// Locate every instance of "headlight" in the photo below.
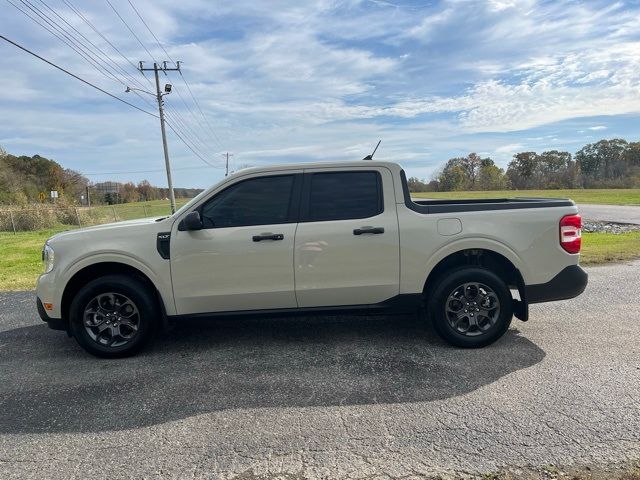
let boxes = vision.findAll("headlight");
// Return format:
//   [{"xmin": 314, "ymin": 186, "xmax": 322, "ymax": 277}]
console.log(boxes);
[{"xmin": 42, "ymin": 244, "xmax": 55, "ymax": 273}]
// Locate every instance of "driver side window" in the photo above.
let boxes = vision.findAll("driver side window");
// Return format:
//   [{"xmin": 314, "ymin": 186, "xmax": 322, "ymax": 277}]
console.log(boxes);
[{"xmin": 200, "ymin": 175, "xmax": 295, "ymax": 228}]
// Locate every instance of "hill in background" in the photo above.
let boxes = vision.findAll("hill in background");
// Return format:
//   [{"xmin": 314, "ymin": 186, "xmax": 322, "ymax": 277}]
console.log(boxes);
[{"xmin": 0, "ymin": 146, "xmax": 202, "ymax": 205}]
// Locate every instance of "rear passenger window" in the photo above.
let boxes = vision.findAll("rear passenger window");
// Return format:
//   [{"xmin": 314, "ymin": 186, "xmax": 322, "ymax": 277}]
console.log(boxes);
[{"xmin": 306, "ymin": 171, "xmax": 382, "ymax": 221}]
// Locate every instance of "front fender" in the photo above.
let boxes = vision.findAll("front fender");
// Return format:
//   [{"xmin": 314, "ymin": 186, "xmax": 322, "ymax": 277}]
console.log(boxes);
[{"xmin": 58, "ymin": 251, "xmax": 176, "ymax": 316}]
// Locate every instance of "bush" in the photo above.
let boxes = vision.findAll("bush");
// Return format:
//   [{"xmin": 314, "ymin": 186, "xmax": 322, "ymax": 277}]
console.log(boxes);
[
  {"xmin": 0, "ymin": 202, "xmax": 114, "ymax": 232},
  {"xmin": 0, "ymin": 206, "xmax": 58, "ymax": 232}
]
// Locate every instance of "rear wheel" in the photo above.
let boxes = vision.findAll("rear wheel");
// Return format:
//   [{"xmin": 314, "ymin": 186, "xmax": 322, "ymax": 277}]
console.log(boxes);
[
  {"xmin": 69, "ymin": 274, "xmax": 158, "ymax": 358},
  {"xmin": 426, "ymin": 267, "xmax": 512, "ymax": 348}
]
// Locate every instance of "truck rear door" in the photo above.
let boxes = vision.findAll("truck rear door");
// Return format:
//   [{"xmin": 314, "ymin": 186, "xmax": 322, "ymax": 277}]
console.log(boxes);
[{"xmin": 294, "ymin": 167, "xmax": 400, "ymax": 308}]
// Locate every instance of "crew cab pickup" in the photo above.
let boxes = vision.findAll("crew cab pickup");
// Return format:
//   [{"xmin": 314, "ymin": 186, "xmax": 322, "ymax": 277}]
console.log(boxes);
[{"xmin": 37, "ymin": 161, "xmax": 588, "ymax": 357}]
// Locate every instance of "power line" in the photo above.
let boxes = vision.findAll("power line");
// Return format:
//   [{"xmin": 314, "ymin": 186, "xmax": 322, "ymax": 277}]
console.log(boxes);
[
  {"xmin": 165, "ymin": 121, "xmax": 219, "ymax": 168},
  {"xmin": 48, "ymin": 1, "xmax": 220, "ymax": 167},
  {"xmin": 61, "ymin": 0, "xmax": 155, "ymax": 90},
  {"xmin": 125, "ymin": 0, "xmax": 225, "ymax": 149},
  {"xmin": 164, "ymin": 107, "xmax": 216, "ymax": 160},
  {"xmin": 10, "ymin": 0, "xmax": 158, "ymax": 113},
  {"xmin": 37, "ymin": 0, "xmax": 157, "ymax": 104},
  {"xmin": 4, "ymin": 3, "xmax": 209, "ymax": 164},
  {"xmin": 37, "ymin": 0, "xmax": 139, "ymax": 84},
  {"xmin": 5, "ymin": 4, "xmax": 222, "ymax": 171},
  {"xmin": 105, "ymin": 0, "xmax": 222, "ymax": 160},
  {"xmin": 164, "ymin": 100, "xmax": 219, "ymax": 154},
  {"xmin": 126, "ymin": 0, "xmax": 172, "ymax": 60},
  {"xmin": 177, "ymin": 69, "xmax": 224, "ymax": 147},
  {"xmin": 166, "ymin": 79, "xmax": 222, "ymax": 151},
  {"xmin": 82, "ymin": 164, "xmax": 215, "ymax": 176},
  {"xmin": 105, "ymin": 0, "xmax": 158, "ymax": 64},
  {"xmin": 0, "ymin": 34, "xmax": 158, "ymax": 117},
  {"xmin": 9, "ymin": 0, "xmax": 131, "ymax": 90}
]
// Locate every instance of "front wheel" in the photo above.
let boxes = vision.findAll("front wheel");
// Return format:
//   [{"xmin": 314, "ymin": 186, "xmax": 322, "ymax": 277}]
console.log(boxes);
[
  {"xmin": 69, "ymin": 274, "xmax": 158, "ymax": 358},
  {"xmin": 426, "ymin": 267, "xmax": 513, "ymax": 348}
]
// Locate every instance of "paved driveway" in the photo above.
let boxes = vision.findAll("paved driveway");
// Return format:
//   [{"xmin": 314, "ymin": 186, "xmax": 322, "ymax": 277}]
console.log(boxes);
[
  {"xmin": 1, "ymin": 261, "xmax": 639, "ymax": 479},
  {"xmin": 578, "ymin": 204, "xmax": 640, "ymax": 224}
]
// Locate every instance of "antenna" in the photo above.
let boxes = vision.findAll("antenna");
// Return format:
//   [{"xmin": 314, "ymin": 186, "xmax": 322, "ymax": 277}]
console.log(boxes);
[{"xmin": 363, "ymin": 140, "xmax": 381, "ymax": 160}]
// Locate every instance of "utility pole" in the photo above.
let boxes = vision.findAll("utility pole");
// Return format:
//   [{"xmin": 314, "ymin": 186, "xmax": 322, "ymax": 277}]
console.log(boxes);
[
  {"xmin": 222, "ymin": 152, "xmax": 234, "ymax": 176},
  {"xmin": 136, "ymin": 61, "xmax": 181, "ymax": 214}
]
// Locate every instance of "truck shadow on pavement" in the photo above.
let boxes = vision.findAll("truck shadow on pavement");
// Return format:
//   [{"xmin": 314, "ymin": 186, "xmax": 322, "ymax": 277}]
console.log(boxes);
[{"xmin": 0, "ymin": 314, "xmax": 545, "ymax": 434}]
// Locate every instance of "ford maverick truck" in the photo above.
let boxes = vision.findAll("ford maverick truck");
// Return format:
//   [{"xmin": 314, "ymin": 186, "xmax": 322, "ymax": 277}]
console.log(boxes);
[{"xmin": 37, "ymin": 161, "xmax": 588, "ymax": 357}]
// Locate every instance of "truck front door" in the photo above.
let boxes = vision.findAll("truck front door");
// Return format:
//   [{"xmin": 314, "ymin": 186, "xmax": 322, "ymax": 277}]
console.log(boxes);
[{"xmin": 171, "ymin": 172, "xmax": 302, "ymax": 315}]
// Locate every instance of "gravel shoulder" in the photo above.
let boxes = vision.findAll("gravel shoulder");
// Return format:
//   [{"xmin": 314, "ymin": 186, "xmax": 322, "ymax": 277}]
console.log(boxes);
[{"xmin": 1, "ymin": 261, "xmax": 639, "ymax": 479}]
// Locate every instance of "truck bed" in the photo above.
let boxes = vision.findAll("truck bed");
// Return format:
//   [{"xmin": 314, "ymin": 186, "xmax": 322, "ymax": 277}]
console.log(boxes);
[
  {"xmin": 399, "ymin": 170, "xmax": 575, "ymax": 213},
  {"xmin": 409, "ymin": 197, "xmax": 575, "ymax": 213}
]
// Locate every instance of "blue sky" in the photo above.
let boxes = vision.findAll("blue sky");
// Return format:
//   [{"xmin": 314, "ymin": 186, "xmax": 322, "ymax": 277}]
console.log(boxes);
[{"xmin": 1, "ymin": 0, "xmax": 640, "ymax": 188}]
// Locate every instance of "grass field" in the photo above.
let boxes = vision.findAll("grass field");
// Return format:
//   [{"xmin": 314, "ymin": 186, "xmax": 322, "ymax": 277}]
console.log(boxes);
[
  {"xmin": 412, "ymin": 188, "xmax": 640, "ymax": 205},
  {"xmin": 0, "ymin": 229, "xmax": 62, "ymax": 291},
  {"xmin": 85, "ymin": 198, "xmax": 190, "ymax": 222},
  {"xmin": 1, "ymin": 228, "xmax": 638, "ymax": 291},
  {"xmin": 580, "ymin": 231, "xmax": 640, "ymax": 265}
]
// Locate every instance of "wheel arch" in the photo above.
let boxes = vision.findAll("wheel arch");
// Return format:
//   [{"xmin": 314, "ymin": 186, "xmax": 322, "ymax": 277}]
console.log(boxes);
[
  {"xmin": 61, "ymin": 262, "xmax": 168, "ymax": 328},
  {"xmin": 422, "ymin": 248, "xmax": 528, "ymax": 321}
]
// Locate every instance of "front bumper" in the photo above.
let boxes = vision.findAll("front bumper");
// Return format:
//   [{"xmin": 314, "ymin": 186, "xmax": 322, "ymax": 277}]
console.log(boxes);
[
  {"xmin": 36, "ymin": 270, "xmax": 63, "ymax": 319},
  {"xmin": 36, "ymin": 297, "xmax": 67, "ymax": 331},
  {"xmin": 525, "ymin": 265, "xmax": 588, "ymax": 304}
]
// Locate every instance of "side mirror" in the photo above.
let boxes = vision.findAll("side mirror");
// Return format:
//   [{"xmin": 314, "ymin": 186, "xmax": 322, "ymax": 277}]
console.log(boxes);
[{"xmin": 179, "ymin": 211, "xmax": 203, "ymax": 231}]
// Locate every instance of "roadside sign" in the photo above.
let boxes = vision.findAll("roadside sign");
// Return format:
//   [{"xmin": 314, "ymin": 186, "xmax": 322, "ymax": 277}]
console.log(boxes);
[
  {"xmin": 38, "ymin": 192, "xmax": 46, "ymax": 202},
  {"xmin": 50, "ymin": 190, "xmax": 58, "ymax": 199}
]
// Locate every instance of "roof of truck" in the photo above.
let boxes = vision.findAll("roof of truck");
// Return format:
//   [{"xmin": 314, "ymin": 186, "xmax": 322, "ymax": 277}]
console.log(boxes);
[{"xmin": 231, "ymin": 160, "xmax": 402, "ymax": 176}]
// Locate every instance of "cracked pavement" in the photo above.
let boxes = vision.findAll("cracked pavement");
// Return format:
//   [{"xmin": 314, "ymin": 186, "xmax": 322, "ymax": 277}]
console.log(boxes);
[{"xmin": 1, "ymin": 261, "xmax": 639, "ymax": 479}]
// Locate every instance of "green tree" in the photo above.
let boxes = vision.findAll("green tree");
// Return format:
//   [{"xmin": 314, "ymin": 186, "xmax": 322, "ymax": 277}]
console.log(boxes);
[
  {"xmin": 575, "ymin": 139, "xmax": 628, "ymax": 183},
  {"xmin": 438, "ymin": 153, "xmax": 495, "ymax": 190},
  {"xmin": 537, "ymin": 150, "xmax": 579, "ymax": 189},
  {"xmin": 506, "ymin": 152, "xmax": 538, "ymax": 189},
  {"xmin": 438, "ymin": 165, "xmax": 469, "ymax": 191},
  {"xmin": 478, "ymin": 163, "xmax": 508, "ymax": 190}
]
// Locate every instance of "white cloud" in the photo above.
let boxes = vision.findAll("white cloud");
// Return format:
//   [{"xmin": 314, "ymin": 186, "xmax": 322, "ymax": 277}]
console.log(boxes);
[
  {"xmin": 495, "ymin": 143, "xmax": 524, "ymax": 153},
  {"xmin": 588, "ymin": 126, "xmax": 607, "ymax": 131},
  {"xmin": 406, "ymin": 8, "xmax": 453, "ymax": 39},
  {"xmin": 487, "ymin": 0, "xmax": 518, "ymax": 12},
  {"xmin": 282, "ymin": 41, "xmax": 640, "ymax": 133}
]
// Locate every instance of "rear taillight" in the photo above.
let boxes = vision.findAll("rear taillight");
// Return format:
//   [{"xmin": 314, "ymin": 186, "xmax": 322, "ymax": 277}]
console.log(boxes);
[{"xmin": 560, "ymin": 214, "xmax": 582, "ymax": 254}]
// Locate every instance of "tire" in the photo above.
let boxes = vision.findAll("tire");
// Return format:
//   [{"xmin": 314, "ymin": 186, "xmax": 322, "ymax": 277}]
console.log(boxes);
[
  {"xmin": 426, "ymin": 266, "xmax": 513, "ymax": 348},
  {"xmin": 69, "ymin": 274, "xmax": 158, "ymax": 358}
]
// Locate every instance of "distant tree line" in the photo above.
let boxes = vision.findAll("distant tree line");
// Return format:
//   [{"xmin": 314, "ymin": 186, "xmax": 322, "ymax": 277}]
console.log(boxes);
[
  {"xmin": 408, "ymin": 138, "xmax": 640, "ymax": 192},
  {"xmin": 0, "ymin": 146, "xmax": 202, "ymax": 205},
  {"xmin": 0, "ymin": 147, "xmax": 89, "ymax": 204}
]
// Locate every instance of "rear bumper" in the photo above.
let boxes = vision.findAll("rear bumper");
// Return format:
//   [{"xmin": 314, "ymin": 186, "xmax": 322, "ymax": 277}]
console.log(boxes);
[
  {"xmin": 525, "ymin": 265, "xmax": 588, "ymax": 304},
  {"xmin": 37, "ymin": 297, "xmax": 67, "ymax": 331}
]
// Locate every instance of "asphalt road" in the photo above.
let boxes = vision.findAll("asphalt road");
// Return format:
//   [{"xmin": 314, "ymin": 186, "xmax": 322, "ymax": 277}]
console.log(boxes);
[
  {"xmin": 1, "ymin": 261, "xmax": 639, "ymax": 479},
  {"xmin": 578, "ymin": 204, "xmax": 640, "ymax": 224}
]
